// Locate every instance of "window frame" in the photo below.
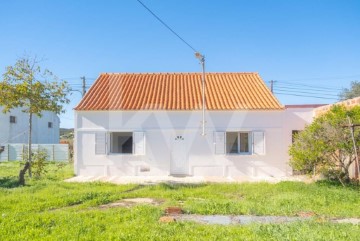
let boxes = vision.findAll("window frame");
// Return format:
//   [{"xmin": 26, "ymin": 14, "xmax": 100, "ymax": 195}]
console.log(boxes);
[
  {"xmin": 226, "ymin": 131, "xmax": 252, "ymax": 155},
  {"xmin": 109, "ymin": 132, "xmax": 134, "ymax": 155}
]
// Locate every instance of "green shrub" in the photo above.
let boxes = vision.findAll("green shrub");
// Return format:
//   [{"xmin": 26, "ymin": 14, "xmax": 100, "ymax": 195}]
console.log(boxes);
[
  {"xmin": 290, "ymin": 105, "xmax": 360, "ymax": 185},
  {"xmin": 31, "ymin": 150, "xmax": 49, "ymax": 179}
]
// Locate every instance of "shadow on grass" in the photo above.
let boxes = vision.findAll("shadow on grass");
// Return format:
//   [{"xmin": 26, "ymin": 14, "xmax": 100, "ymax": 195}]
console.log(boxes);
[
  {"xmin": 0, "ymin": 176, "xmax": 21, "ymax": 188},
  {"xmin": 121, "ymin": 184, "xmax": 146, "ymax": 193},
  {"xmin": 316, "ymin": 180, "xmax": 360, "ymax": 190},
  {"xmin": 159, "ymin": 182, "xmax": 208, "ymax": 190}
]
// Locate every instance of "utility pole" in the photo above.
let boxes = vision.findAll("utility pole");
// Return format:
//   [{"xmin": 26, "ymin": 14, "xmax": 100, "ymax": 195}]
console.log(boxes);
[
  {"xmin": 270, "ymin": 80, "xmax": 277, "ymax": 93},
  {"xmin": 81, "ymin": 76, "xmax": 86, "ymax": 97}
]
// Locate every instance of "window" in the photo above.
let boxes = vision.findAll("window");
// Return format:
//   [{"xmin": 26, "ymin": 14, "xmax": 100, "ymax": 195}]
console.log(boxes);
[
  {"xmin": 226, "ymin": 132, "xmax": 251, "ymax": 154},
  {"xmin": 95, "ymin": 132, "xmax": 145, "ymax": 155},
  {"xmin": 110, "ymin": 132, "xmax": 133, "ymax": 154},
  {"xmin": 215, "ymin": 131, "xmax": 265, "ymax": 155},
  {"xmin": 48, "ymin": 122, "xmax": 53, "ymax": 128},
  {"xmin": 10, "ymin": 116, "xmax": 16, "ymax": 123}
]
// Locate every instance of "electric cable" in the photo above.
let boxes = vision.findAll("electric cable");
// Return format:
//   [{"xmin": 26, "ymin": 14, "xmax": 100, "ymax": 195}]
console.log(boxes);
[{"xmin": 136, "ymin": 0, "xmax": 198, "ymax": 53}]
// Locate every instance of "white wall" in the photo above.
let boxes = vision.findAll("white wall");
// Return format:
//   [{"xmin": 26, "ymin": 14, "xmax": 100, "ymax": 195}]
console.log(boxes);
[
  {"xmin": 0, "ymin": 107, "xmax": 60, "ymax": 145},
  {"xmin": 75, "ymin": 109, "xmax": 315, "ymax": 178},
  {"xmin": 283, "ymin": 107, "xmax": 315, "ymax": 174}
]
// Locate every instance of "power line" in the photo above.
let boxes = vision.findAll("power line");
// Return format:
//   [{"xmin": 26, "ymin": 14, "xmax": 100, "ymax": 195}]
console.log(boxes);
[
  {"xmin": 136, "ymin": 0, "xmax": 198, "ymax": 53},
  {"xmin": 274, "ymin": 87, "xmax": 340, "ymax": 96},
  {"xmin": 275, "ymin": 90, "xmax": 338, "ymax": 98},
  {"xmin": 272, "ymin": 81, "xmax": 343, "ymax": 91},
  {"xmin": 274, "ymin": 88, "xmax": 339, "ymax": 97},
  {"xmin": 274, "ymin": 85, "xmax": 339, "ymax": 93},
  {"xmin": 274, "ymin": 81, "xmax": 343, "ymax": 90},
  {"xmin": 277, "ymin": 81, "xmax": 343, "ymax": 90},
  {"xmin": 61, "ymin": 77, "xmax": 96, "ymax": 80},
  {"xmin": 274, "ymin": 92, "xmax": 339, "ymax": 100},
  {"xmin": 276, "ymin": 74, "xmax": 360, "ymax": 82},
  {"xmin": 60, "ymin": 77, "xmax": 96, "ymax": 84}
]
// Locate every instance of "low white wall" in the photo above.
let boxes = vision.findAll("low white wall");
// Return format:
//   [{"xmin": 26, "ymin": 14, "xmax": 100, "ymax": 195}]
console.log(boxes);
[
  {"xmin": 0, "ymin": 144, "xmax": 69, "ymax": 162},
  {"xmin": 75, "ymin": 109, "xmax": 315, "ymax": 178}
]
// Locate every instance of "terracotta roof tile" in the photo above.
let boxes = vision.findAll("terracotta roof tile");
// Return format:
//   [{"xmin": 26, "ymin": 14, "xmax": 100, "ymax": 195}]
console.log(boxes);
[{"xmin": 75, "ymin": 73, "xmax": 283, "ymax": 111}]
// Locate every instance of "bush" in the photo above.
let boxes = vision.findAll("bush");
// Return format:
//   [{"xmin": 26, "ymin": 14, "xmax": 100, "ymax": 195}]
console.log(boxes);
[
  {"xmin": 32, "ymin": 150, "xmax": 49, "ymax": 179},
  {"xmin": 289, "ymin": 105, "xmax": 360, "ymax": 185}
]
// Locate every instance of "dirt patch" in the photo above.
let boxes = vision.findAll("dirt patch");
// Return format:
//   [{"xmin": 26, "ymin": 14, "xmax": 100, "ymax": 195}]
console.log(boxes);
[
  {"xmin": 99, "ymin": 198, "xmax": 163, "ymax": 209},
  {"xmin": 172, "ymin": 214, "xmax": 311, "ymax": 225},
  {"xmin": 165, "ymin": 206, "xmax": 183, "ymax": 215},
  {"xmin": 159, "ymin": 216, "xmax": 176, "ymax": 223},
  {"xmin": 332, "ymin": 218, "xmax": 360, "ymax": 224},
  {"xmin": 170, "ymin": 214, "xmax": 360, "ymax": 225},
  {"xmin": 297, "ymin": 211, "xmax": 316, "ymax": 217}
]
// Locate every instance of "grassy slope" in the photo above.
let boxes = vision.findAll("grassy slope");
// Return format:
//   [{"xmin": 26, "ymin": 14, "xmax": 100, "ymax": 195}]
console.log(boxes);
[{"xmin": 0, "ymin": 162, "xmax": 359, "ymax": 240}]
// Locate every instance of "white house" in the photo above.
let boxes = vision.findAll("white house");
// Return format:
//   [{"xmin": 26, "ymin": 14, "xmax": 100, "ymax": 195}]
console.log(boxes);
[
  {"xmin": 0, "ymin": 107, "xmax": 60, "ymax": 145},
  {"xmin": 74, "ymin": 73, "xmax": 318, "ymax": 178}
]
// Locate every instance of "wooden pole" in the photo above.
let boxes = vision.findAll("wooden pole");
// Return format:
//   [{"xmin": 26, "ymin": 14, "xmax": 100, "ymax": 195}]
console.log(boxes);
[{"xmin": 347, "ymin": 116, "xmax": 359, "ymax": 179}]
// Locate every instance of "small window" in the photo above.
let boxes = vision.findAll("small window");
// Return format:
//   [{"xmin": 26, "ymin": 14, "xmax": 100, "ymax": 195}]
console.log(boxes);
[
  {"xmin": 226, "ymin": 132, "xmax": 251, "ymax": 154},
  {"xmin": 48, "ymin": 122, "xmax": 53, "ymax": 128},
  {"xmin": 10, "ymin": 116, "xmax": 16, "ymax": 123},
  {"xmin": 110, "ymin": 132, "xmax": 133, "ymax": 154}
]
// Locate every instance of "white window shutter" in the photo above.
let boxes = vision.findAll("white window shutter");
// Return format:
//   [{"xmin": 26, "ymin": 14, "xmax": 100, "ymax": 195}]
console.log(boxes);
[
  {"xmin": 134, "ymin": 132, "xmax": 145, "ymax": 155},
  {"xmin": 95, "ymin": 132, "xmax": 107, "ymax": 155},
  {"xmin": 252, "ymin": 131, "xmax": 265, "ymax": 155},
  {"xmin": 214, "ymin": 132, "xmax": 225, "ymax": 154}
]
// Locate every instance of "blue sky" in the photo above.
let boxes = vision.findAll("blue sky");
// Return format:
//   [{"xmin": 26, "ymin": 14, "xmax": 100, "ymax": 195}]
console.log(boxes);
[{"xmin": 1, "ymin": 0, "xmax": 360, "ymax": 128}]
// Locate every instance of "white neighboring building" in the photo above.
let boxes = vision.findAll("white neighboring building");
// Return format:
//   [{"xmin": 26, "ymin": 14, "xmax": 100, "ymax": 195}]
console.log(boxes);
[
  {"xmin": 0, "ymin": 107, "xmax": 60, "ymax": 145},
  {"xmin": 74, "ymin": 73, "xmax": 320, "ymax": 178}
]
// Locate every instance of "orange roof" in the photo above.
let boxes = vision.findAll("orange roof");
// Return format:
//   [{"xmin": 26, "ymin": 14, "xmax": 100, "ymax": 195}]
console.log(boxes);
[{"xmin": 75, "ymin": 73, "xmax": 283, "ymax": 111}]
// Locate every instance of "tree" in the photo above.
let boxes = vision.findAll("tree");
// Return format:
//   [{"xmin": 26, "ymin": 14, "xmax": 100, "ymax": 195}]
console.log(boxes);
[
  {"xmin": 0, "ymin": 55, "xmax": 70, "ymax": 185},
  {"xmin": 289, "ymin": 105, "xmax": 360, "ymax": 185},
  {"xmin": 339, "ymin": 81, "xmax": 360, "ymax": 100}
]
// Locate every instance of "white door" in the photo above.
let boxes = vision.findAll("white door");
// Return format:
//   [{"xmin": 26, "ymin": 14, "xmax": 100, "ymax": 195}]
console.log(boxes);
[{"xmin": 170, "ymin": 134, "xmax": 188, "ymax": 175}]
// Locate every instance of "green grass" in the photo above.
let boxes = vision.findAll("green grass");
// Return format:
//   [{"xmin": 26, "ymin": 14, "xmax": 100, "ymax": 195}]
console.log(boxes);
[{"xmin": 0, "ymin": 161, "xmax": 359, "ymax": 240}]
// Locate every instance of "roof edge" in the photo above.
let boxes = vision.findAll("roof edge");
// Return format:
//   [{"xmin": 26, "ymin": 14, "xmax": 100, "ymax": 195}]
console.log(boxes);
[
  {"xmin": 99, "ymin": 72, "xmax": 259, "ymax": 75},
  {"xmin": 285, "ymin": 104, "xmax": 327, "ymax": 109}
]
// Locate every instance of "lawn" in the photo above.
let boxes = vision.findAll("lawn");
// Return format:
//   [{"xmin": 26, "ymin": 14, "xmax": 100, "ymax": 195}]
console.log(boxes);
[{"xmin": 0, "ymin": 161, "xmax": 359, "ymax": 240}]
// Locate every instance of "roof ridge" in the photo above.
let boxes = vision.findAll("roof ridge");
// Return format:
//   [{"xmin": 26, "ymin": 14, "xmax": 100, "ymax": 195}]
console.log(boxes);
[{"xmin": 100, "ymin": 72, "xmax": 259, "ymax": 75}]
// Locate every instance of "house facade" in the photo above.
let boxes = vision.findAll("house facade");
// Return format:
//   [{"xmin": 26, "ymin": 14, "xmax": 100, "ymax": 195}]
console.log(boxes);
[
  {"xmin": 74, "ymin": 73, "xmax": 317, "ymax": 178},
  {"xmin": 0, "ymin": 107, "xmax": 60, "ymax": 145}
]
